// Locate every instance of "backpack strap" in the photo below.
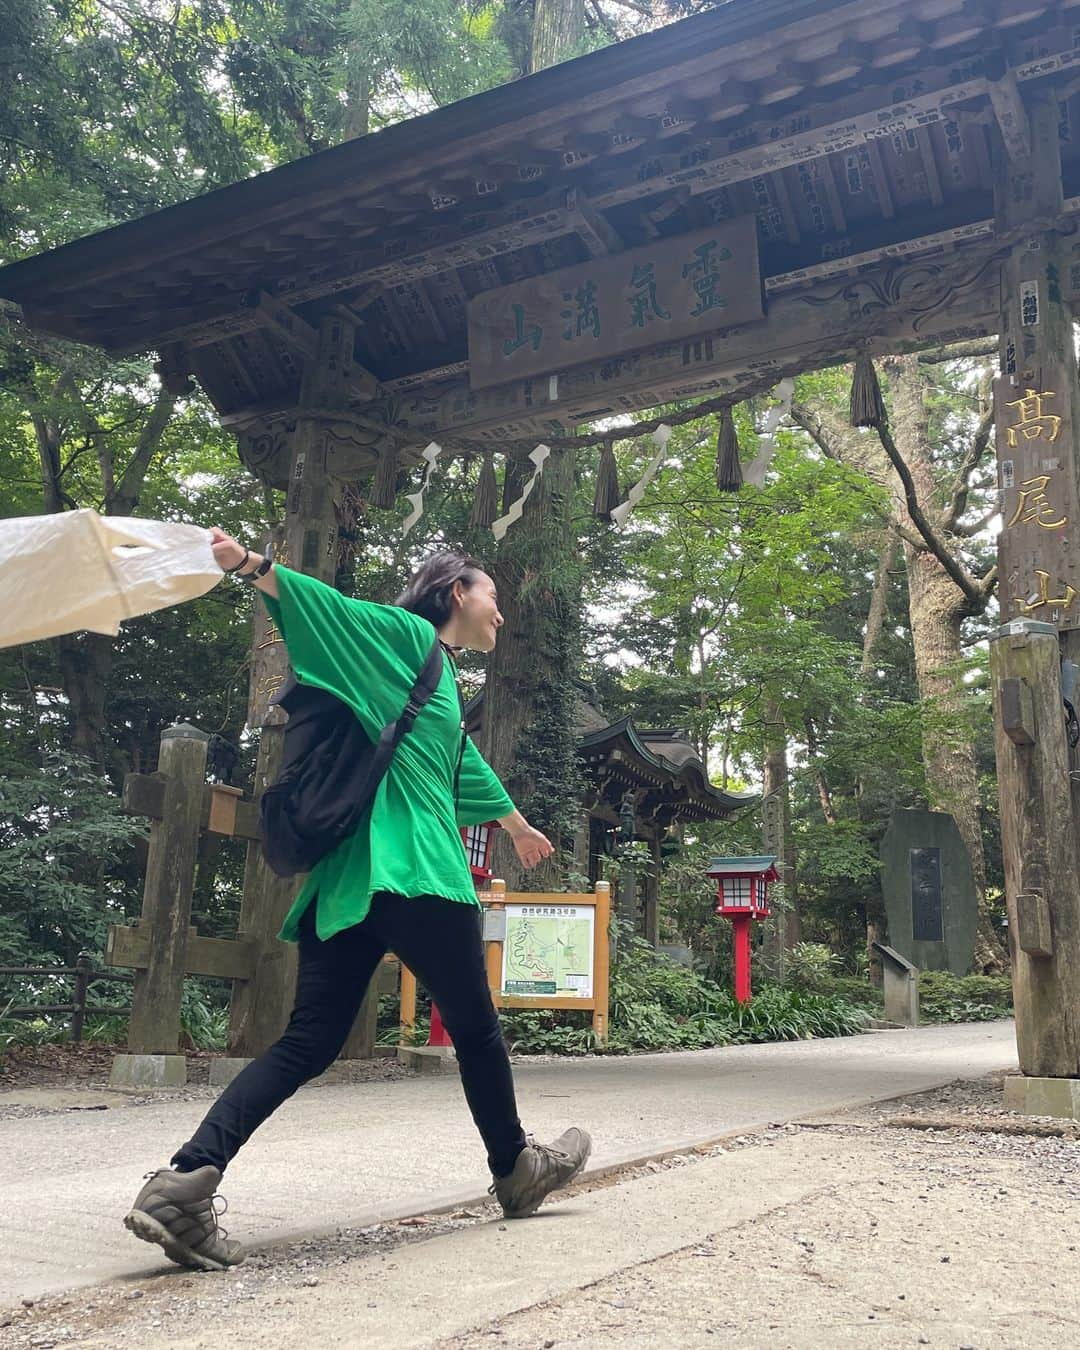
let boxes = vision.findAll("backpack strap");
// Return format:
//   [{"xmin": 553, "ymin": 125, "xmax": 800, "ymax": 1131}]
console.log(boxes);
[
  {"xmin": 367, "ymin": 634, "xmax": 446, "ymax": 775},
  {"xmin": 397, "ymin": 634, "xmax": 446, "ymax": 734}
]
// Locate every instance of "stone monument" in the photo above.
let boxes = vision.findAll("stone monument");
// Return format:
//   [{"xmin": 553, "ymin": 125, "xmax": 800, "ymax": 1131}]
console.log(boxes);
[{"xmin": 879, "ymin": 809, "xmax": 978, "ymax": 977}]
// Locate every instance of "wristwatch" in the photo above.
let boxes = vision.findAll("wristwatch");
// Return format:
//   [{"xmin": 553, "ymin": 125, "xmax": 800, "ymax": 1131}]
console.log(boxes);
[{"xmin": 240, "ymin": 544, "xmax": 275, "ymax": 583}]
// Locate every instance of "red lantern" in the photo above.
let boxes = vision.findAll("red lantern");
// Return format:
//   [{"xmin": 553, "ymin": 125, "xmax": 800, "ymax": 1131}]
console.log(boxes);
[
  {"xmin": 706, "ymin": 856, "xmax": 779, "ymax": 1003},
  {"xmin": 427, "ymin": 823, "xmax": 503, "ymax": 1051},
  {"xmin": 461, "ymin": 820, "xmax": 500, "ymax": 881}
]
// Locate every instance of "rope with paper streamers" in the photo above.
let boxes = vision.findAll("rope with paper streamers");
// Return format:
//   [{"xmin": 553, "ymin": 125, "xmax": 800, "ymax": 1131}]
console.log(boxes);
[
  {"xmin": 401, "ymin": 441, "xmax": 444, "ymax": 535},
  {"xmin": 609, "ymin": 423, "xmax": 672, "ymax": 527},
  {"xmin": 742, "ymin": 377, "xmax": 795, "ymax": 488},
  {"xmin": 491, "ymin": 444, "xmax": 550, "ymax": 542}
]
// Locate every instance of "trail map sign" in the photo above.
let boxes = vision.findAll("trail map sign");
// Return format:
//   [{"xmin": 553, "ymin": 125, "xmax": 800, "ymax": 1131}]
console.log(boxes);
[
  {"xmin": 467, "ymin": 218, "xmax": 764, "ymax": 389},
  {"xmin": 501, "ymin": 902, "xmax": 595, "ymax": 998}
]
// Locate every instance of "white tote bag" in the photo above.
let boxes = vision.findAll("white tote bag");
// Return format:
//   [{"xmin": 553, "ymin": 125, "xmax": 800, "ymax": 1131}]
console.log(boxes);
[{"xmin": 0, "ymin": 510, "xmax": 224, "ymax": 649}]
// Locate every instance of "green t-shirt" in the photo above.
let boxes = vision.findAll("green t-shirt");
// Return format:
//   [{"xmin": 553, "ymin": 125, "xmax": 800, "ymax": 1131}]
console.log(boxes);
[{"xmin": 263, "ymin": 566, "xmax": 515, "ymax": 942}]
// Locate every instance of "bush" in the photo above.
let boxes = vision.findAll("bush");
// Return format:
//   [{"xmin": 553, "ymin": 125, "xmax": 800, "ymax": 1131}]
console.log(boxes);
[
  {"xmin": 498, "ymin": 931, "xmax": 870, "ymax": 1055},
  {"xmin": 787, "ymin": 942, "xmax": 840, "ymax": 991},
  {"xmin": 918, "ymin": 971, "xmax": 1013, "ymax": 1023}
]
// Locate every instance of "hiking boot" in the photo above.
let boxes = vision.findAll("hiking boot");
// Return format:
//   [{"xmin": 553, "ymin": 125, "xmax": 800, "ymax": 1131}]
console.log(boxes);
[
  {"xmin": 124, "ymin": 1166, "xmax": 245, "ymax": 1271},
  {"xmin": 490, "ymin": 1127, "xmax": 592, "ymax": 1219}
]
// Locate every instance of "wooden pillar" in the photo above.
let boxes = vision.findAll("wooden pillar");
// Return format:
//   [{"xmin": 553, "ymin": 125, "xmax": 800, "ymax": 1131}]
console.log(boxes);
[
  {"xmin": 232, "ymin": 311, "xmax": 362, "ymax": 1057},
  {"xmin": 127, "ymin": 723, "xmax": 208, "ymax": 1054},
  {"xmin": 990, "ymin": 623, "xmax": 1080, "ymax": 1075},
  {"xmin": 761, "ymin": 701, "xmax": 790, "ymax": 981},
  {"xmin": 228, "ymin": 711, "xmax": 299, "ymax": 1057},
  {"xmin": 644, "ymin": 829, "xmax": 662, "ymax": 950},
  {"xmin": 991, "ymin": 87, "xmax": 1080, "ymax": 1079}
]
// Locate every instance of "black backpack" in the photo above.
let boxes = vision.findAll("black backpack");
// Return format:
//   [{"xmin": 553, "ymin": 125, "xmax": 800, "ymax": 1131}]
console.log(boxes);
[{"xmin": 259, "ymin": 635, "xmax": 444, "ymax": 878}]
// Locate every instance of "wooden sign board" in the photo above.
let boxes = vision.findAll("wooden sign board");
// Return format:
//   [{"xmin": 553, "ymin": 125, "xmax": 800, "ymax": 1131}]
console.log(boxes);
[
  {"xmin": 466, "ymin": 218, "xmax": 764, "ymax": 391},
  {"xmin": 994, "ymin": 365, "xmax": 1080, "ymax": 631}
]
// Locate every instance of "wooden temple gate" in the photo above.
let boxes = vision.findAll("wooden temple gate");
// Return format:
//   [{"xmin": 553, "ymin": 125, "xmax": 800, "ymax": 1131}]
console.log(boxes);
[{"xmin": 3, "ymin": 0, "xmax": 1080, "ymax": 1097}]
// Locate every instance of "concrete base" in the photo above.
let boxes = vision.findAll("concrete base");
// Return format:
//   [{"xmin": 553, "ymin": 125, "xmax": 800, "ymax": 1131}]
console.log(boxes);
[
  {"xmin": 109, "ymin": 1054, "xmax": 187, "ymax": 1089},
  {"xmin": 398, "ymin": 1045, "xmax": 458, "ymax": 1074},
  {"xmin": 1003, "ymin": 1073, "xmax": 1080, "ymax": 1120},
  {"xmin": 208, "ymin": 1057, "xmax": 252, "ymax": 1088}
]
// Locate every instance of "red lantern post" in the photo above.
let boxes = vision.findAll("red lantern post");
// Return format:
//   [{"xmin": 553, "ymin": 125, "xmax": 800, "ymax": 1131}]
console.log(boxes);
[
  {"xmin": 425, "ymin": 823, "xmax": 504, "ymax": 1048},
  {"xmin": 706, "ymin": 856, "xmax": 779, "ymax": 1005}
]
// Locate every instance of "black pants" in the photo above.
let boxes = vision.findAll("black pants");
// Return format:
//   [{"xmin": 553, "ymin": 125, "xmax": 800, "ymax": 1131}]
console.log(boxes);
[{"xmin": 172, "ymin": 893, "xmax": 527, "ymax": 1178}]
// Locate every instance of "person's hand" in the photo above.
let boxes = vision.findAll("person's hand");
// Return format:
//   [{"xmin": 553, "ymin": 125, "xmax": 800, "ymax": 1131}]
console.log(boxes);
[
  {"xmin": 512, "ymin": 823, "xmax": 555, "ymax": 870},
  {"xmin": 209, "ymin": 526, "xmax": 247, "ymax": 573}
]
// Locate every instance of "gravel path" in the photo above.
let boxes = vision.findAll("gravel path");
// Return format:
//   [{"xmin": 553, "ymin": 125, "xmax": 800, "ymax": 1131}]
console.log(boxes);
[{"xmin": 2, "ymin": 1072, "xmax": 1077, "ymax": 1349}]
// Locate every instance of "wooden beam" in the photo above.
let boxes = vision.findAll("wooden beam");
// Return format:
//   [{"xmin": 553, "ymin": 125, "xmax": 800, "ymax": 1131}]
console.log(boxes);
[
  {"xmin": 111, "ymin": 189, "xmax": 587, "ymax": 352},
  {"xmin": 387, "ymin": 244, "xmax": 1003, "ymax": 444},
  {"xmin": 123, "ymin": 771, "xmax": 264, "ymax": 843},
  {"xmin": 770, "ymin": 170, "xmax": 803, "ymax": 245},
  {"xmin": 244, "ymin": 290, "xmax": 381, "ymax": 399},
  {"xmin": 987, "ymin": 69, "xmax": 1033, "ymax": 162},
  {"xmin": 107, "ymin": 923, "xmax": 256, "ymax": 982},
  {"xmin": 570, "ymin": 192, "xmax": 625, "ymax": 256},
  {"xmin": 250, "ymin": 290, "xmax": 319, "ymax": 361},
  {"xmin": 864, "ymin": 139, "xmax": 895, "ymax": 219},
  {"xmin": 915, "ymin": 128, "xmax": 945, "ymax": 209}
]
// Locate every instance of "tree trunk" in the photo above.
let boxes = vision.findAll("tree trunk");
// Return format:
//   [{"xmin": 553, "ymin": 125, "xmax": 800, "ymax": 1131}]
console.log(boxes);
[
  {"xmin": 55, "ymin": 632, "xmax": 113, "ymax": 774},
  {"xmin": 887, "ymin": 354, "xmax": 1004, "ymax": 972},
  {"xmin": 530, "ymin": 0, "xmax": 585, "ymax": 72},
  {"xmin": 761, "ymin": 698, "xmax": 798, "ymax": 974},
  {"xmin": 480, "ymin": 446, "xmax": 580, "ymax": 891},
  {"xmin": 860, "ymin": 530, "xmax": 898, "ymax": 678}
]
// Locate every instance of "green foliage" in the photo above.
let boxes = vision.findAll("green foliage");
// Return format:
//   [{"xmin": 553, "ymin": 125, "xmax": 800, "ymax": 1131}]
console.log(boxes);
[
  {"xmin": 500, "ymin": 931, "xmax": 869, "ymax": 1055},
  {"xmin": 0, "ymin": 752, "xmax": 146, "ymax": 967},
  {"xmin": 787, "ymin": 942, "xmax": 840, "ymax": 991},
  {"xmin": 917, "ymin": 971, "xmax": 1013, "ymax": 1024}
]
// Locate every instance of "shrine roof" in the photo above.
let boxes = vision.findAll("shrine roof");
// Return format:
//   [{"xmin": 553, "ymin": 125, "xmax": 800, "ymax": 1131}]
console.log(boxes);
[
  {"xmin": 465, "ymin": 694, "xmax": 754, "ymax": 820},
  {"xmin": 577, "ymin": 716, "xmax": 757, "ymax": 819},
  {"xmin": 706, "ymin": 855, "xmax": 780, "ymax": 877},
  {"xmin": 2, "ymin": 0, "xmax": 1078, "ymax": 445}
]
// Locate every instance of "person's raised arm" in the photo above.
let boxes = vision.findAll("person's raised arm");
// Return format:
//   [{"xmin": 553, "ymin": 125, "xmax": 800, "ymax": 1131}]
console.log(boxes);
[{"xmin": 210, "ymin": 527, "xmax": 279, "ymax": 599}]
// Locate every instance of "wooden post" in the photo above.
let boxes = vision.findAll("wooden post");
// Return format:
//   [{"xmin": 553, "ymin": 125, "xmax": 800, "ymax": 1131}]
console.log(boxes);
[
  {"xmin": 483, "ymin": 878, "xmax": 506, "ymax": 997},
  {"xmin": 228, "ymin": 710, "xmax": 299, "ymax": 1057},
  {"xmin": 399, "ymin": 964, "xmax": 418, "ymax": 1044},
  {"xmin": 644, "ymin": 830, "xmax": 662, "ymax": 950},
  {"xmin": 127, "ymin": 723, "xmax": 208, "ymax": 1054},
  {"xmin": 990, "ymin": 622, "xmax": 1080, "ymax": 1076},
  {"xmin": 71, "ymin": 952, "xmax": 91, "ymax": 1044},
  {"xmin": 234, "ymin": 310, "xmax": 371, "ymax": 1060},
  {"xmin": 990, "ymin": 86, "xmax": 1080, "ymax": 1083},
  {"xmin": 592, "ymin": 880, "xmax": 611, "ymax": 1043}
]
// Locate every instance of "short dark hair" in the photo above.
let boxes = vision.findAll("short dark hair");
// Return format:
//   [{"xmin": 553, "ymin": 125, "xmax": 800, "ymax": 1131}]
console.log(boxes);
[{"xmin": 396, "ymin": 552, "xmax": 488, "ymax": 627}]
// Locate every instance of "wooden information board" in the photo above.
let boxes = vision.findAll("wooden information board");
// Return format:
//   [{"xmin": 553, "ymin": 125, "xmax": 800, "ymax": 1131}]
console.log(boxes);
[
  {"xmin": 467, "ymin": 218, "xmax": 763, "ymax": 390},
  {"xmin": 397, "ymin": 880, "xmax": 611, "ymax": 1045}
]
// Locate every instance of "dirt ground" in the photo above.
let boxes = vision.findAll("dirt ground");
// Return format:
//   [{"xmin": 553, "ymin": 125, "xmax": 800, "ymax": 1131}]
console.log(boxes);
[
  {"xmin": 0, "ymin": 1041, "xmax": 410, "ymax": 1118},
  {"xmin": 1, "ymin": 1070, "xmax": 1077, "ymax": 1349}
]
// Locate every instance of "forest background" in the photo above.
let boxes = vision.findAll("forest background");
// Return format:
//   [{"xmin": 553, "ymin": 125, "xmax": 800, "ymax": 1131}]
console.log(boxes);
[{"xmin": 0, "ymin": 0, "xmax": 1014, "ymax": 1047}]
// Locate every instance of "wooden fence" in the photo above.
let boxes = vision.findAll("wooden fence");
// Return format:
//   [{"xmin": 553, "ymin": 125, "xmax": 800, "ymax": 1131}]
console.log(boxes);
[{"xmin": 0, "ymin": 956, "xmax": 134, "ymax": 1043}]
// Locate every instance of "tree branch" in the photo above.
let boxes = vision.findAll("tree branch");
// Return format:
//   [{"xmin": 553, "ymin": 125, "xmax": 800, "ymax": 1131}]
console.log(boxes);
[
  {"xmin": 943, "ymin": 403, "xmax": 994, "ymax": 531},
  {"xmin": 874, "ymin": 421, "xmax": 984, "ymax": 611},
  {"xmin": 918, "ymin": 340, "xmax": 998, "ymax": 365},
  {"xmin": 111, "ymin": 383, "xmax": 176, "ymax": 514}
]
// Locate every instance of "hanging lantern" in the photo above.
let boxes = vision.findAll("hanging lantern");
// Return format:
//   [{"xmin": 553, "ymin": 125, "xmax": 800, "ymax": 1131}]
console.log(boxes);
[
  {"xmin": 849, "ymin": 351, "xmax": 887, "ymax": 429},
  {"xmin": 593, "ymin": 439, "xmax": 622, "ymax": 520},
  {"xmin": 715, "ymin": 405, "xmax": 743, "ymax": 492},
  {"xmin": 470, "ymin": 451, "xmax": 499, "ymax": 529}
]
